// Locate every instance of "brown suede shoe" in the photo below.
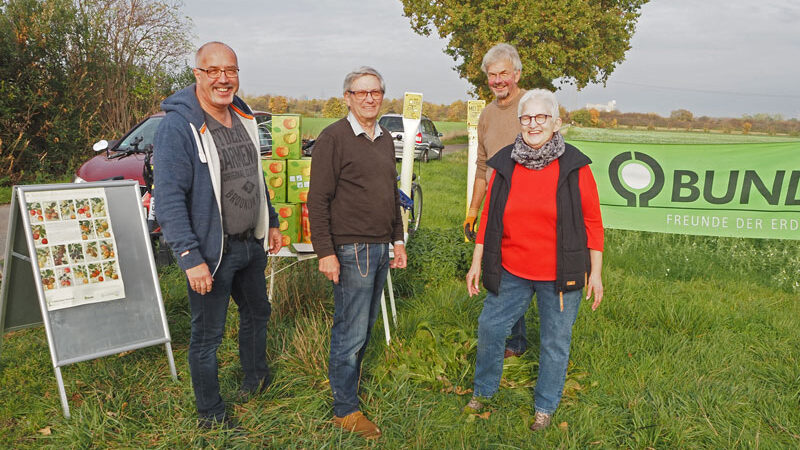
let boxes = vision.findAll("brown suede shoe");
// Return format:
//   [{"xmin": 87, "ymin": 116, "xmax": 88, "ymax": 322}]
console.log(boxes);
[
  {"xmin": 504, "ymin": 348, "xmax": 523, "ymax": 359},
  {"xmin": 332, "ymin": 411, "xmax": 381, "ymax": 440}
]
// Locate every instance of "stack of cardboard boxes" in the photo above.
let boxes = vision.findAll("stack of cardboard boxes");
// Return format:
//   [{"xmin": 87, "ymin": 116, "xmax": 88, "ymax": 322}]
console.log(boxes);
[{"xmin": 262, "ymin": 114, "xmax": 312, "ymax": 248}]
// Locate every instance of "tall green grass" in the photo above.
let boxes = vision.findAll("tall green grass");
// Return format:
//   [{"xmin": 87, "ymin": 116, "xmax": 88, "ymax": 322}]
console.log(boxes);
[{"xmin": 1, "ymin": 130, "xmax": 799, "ymax": 447}]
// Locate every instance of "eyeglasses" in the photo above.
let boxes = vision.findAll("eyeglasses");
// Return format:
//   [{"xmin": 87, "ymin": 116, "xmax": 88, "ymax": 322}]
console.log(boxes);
[
  {"xmin": 347, "ymin": 90, "xmax": 384, "ymax": 101},
  {"xmin": 196, "ymin": 67, "xmax": 239, "ymax": 79},
  {"xmin": 519, "ymin": 114, "xmax": 551, "ymax": 126}
]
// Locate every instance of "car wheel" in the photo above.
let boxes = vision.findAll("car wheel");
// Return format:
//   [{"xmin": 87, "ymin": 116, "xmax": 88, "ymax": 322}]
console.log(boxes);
[
  {"xmin": 437, "ymin": 147, "xmax": 443, "ymax": 159},
  {"xmin": 422, "ymin": 149, "xmax": 429, "ymax": 163}
]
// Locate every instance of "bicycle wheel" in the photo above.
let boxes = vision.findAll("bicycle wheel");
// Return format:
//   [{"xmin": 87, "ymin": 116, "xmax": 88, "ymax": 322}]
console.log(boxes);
[
  {"xmin": 152, "ymin": 233, "xmax": 175, "ymax": 268},
  {"xmin": 409, "ymin": 182, "xmax": 423, "ymax": 234}
]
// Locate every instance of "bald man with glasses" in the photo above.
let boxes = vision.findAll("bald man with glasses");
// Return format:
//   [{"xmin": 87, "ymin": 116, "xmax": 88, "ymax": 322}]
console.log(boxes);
[{"xmin": 154, "ymin": 41, "xmax": 282, "ymax": 430}]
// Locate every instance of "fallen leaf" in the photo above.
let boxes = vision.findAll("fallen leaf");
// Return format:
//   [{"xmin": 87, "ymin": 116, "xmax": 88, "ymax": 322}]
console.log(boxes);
[
  {"xmin": 38, "ymin": 426, "xmax": 52, "ymax": 436},
  {"xmin": 70, "ymin": 393, "xmax": 83, "ymax": 407},
  {"xmin": 454, "ymin": 386, "xmax": 473, "ymax": 396},
  {"xmin": 475, "ymin": 411, "xmax": 491, "ymax": 420},
  {"xmin": 105, "ymin": 411, "xmax": 116, "ymax": 417},
  {"xmin": 558, "ymin": 421, "xmax": 569, "ymax": 431}
]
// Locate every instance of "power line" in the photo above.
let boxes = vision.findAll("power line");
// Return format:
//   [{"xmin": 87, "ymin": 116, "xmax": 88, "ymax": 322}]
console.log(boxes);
[{"xmin": 610, "ymin": 80, "xmax": 800, "ymax": 99}]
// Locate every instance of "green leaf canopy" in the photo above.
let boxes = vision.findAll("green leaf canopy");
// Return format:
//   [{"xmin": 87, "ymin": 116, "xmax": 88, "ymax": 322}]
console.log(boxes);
[{"xmin": 400, "ymin": 0, "xmax": 649, "ymax": 98}]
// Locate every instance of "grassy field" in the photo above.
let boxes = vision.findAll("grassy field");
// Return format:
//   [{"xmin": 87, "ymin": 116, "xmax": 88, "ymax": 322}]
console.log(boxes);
[
  {"xmin": 300, "ymin": 117, "xmax": 337, "ymax": 138},
  {"xmin": 298, "ymin": 117, "xmax": 465, "ymax": 140},
  {"xmin": 434, "ymin": 121, "xmax": 467, "ymax": 136},
  {"xmin": 565, "ymin": 126, "xmax": 800, "ymax": 144},
  {"xmin": 1, "ymin": 130, "xmax": 799, "ymax": 448}
]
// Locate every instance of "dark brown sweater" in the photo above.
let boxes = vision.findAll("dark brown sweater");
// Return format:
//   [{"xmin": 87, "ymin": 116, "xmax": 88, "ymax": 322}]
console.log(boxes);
[{"xmin": 308, "ymin": 118, "xmax": 403, "ymax": 258}]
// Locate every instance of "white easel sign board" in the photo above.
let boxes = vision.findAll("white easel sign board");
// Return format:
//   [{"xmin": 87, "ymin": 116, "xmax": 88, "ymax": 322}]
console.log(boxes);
[{"xmin": 0, "ymin": 181, "xmax": 176, "ymax": 418}]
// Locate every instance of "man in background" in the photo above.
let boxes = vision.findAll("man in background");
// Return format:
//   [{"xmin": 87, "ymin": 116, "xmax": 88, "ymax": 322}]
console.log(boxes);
[{"xmin": 463, "ymin": 43, "xmax": 529, "ymax": 358}]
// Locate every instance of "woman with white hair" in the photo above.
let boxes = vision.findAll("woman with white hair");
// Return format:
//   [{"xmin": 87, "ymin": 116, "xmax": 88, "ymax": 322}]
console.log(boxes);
[{"xmin": 463, "ymin": 89, "xmax": 604, "ymax": 431}]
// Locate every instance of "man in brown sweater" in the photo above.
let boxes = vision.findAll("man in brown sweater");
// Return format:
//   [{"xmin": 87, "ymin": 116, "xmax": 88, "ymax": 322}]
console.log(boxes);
[
  {"xmin": 463, "ymin": 43, "xmax": 529, "ymax": 358},
  {"xmin": 307, "ymin": 66, "xmax": 407, "ymax": 440}
]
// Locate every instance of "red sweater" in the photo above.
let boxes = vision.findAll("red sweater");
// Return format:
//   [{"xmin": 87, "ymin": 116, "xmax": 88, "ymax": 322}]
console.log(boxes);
[{"xmin": 476, "ymin": 160, "xmax": 604, "ymax": 281}]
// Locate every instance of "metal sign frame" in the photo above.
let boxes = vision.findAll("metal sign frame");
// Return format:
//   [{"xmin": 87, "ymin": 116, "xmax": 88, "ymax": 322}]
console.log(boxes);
[{"xmin": 0, "ymin": 181, "xmax": 176, "ymax": 418}]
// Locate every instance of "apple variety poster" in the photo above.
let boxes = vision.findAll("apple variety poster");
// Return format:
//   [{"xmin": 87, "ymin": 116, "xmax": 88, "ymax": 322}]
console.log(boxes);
[{"xmin": 25, "ymin": 188, "xmax": 126, "ymax": 311}]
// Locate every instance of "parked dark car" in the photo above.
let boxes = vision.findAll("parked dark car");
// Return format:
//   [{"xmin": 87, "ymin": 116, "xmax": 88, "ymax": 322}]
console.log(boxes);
[
  {"xmin": 73, "ymin": 111, "xmax": 272, "ymax": 187},
  {"xmin": 378, "ymin": 113, "xmax": 444, "ymax": 162}
]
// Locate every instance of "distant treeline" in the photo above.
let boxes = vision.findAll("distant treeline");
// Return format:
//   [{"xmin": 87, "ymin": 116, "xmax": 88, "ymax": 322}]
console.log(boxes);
[
  {"xmin": 246, "ymin": 94, "xmax": 800, "ymax": 137},
  {"xmin": 243, "ymin": 95, "xmax": 470, "ymax": 123}
]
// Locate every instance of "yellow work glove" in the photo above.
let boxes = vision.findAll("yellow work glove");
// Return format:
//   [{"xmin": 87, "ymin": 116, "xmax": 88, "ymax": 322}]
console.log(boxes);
[{"xmin": 463, "ymin": 208, "xmax": 479, "ymax": 242}]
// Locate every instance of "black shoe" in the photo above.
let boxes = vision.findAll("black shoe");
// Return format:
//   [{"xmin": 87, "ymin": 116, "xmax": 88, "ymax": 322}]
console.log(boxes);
[
  {"xmin": 198, "ymin": 414, "xmax": 239, "ymax": 430},
  {"xmin": 235, "ymin": 372, "xmax": 272, "ymax": 402}
]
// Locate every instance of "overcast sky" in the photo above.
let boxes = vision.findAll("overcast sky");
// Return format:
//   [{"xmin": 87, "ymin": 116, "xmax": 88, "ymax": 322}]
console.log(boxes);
[{"xmin": 184, "ymin": 0, "xmax": 800, "ymax": 119}]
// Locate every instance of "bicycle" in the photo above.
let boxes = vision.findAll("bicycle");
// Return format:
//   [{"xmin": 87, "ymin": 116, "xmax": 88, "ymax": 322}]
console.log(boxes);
[
  {"xmin": 96, "ymin": 135, "xmax": 174, "ymax": 267},
  {"xmin": 397, "ymin": 172, "xmax": 422, "ymax": 235}
]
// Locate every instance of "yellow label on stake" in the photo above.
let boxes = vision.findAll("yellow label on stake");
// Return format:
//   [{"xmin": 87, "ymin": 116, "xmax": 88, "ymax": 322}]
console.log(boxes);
[
  {"xmin": 403, "ymin": 93, "xmax": 423, "ymax": 120},
  {"xmin": 467, "ymin": 100, "xmax": 486, "ymax": 126}
]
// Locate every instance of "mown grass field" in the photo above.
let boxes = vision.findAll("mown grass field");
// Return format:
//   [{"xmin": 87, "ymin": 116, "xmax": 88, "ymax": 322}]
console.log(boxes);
[
  {"xmin": 1, "ymin": 130, "xmax": 799, "ymax": 448},
  {"xmin": 299, "ymin": 117, "xmax": 465, "ymax": 140}
]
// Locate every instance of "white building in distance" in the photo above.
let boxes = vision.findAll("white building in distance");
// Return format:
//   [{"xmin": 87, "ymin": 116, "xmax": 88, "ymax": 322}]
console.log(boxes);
[{"xmin": 585, "ymin": 100, "xmax": 617, "ymax": 112}]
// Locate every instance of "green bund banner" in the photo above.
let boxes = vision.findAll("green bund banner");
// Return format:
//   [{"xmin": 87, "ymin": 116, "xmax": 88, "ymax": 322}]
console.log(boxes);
[{"xmin": 570, "ymin": 140, "xmax": 800, "ymax": 240}]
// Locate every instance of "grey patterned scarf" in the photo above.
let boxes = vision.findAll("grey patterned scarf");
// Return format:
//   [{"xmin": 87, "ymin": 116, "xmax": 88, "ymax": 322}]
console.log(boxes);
[{"xmin": 511, "ymin": 131, "xmax": 565, "ymax": 170}]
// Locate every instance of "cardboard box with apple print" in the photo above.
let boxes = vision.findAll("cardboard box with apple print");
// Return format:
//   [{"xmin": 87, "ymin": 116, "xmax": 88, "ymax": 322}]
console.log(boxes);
[
  {"xmin": 271, "ymin": 114, "xmax": 302, "ymax": 159},
  {"xmin": 262, "ymin": 159, "xmax": 287, "ymax": 203},
  {"xmin": 273, "ymin": 203, "xmax": 301, "ymax": 247},
  {"xmin": 301, "ymin": 203, "xmax": 311, "ymax": 244},
  {"xmin": 287, "ymin": 158, "xmax": 311, "ymax": 203}
]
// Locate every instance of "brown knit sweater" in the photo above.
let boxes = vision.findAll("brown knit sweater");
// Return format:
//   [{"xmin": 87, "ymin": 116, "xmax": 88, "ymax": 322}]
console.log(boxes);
[
  {"xmin": 307, "ymin": 117, "xmax": 403, "ymax": 258},
  {"xmin": 476, "ymin": 89, "xmax": 527, "ymax": 182}
]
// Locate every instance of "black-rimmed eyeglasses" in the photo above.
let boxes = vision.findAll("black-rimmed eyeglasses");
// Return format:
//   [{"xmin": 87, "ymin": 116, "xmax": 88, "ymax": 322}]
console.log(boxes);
[
  {"xmin": 519, "ymin": 114, "xmax": 551, "ymax": 126},
  {"xmin": 347, "ymin": 90, "xmax": 384, "ymax": 101},
  {"xmin": 196, "ymin": 67, "xmax": 239, "ymax": 79}
]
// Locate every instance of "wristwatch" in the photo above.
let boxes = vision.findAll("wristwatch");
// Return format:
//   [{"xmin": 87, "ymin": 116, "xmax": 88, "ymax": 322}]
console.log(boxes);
[{"xmin": 393, "ymin": 240, "xmax": 404, "ymax": 246}]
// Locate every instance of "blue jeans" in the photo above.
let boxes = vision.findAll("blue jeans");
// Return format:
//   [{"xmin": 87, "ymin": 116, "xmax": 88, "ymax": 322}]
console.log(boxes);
[
  {"xmin": 506, "ymin": 316, "xmax": 528, "ymax": 354},
  {"xmin": 328, "ymin": 243, "xmax": 389, "ymax": 417},
  {"xmin": 473, "ymin": 268, "xmax": 581, "ymax": 415},
  {"xmin": 187, "ymin": 237, "xmax": 270, "ymax": 420}
]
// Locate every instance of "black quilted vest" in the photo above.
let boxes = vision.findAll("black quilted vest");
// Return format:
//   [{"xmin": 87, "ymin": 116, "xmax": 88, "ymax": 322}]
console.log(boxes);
[{"xmin": 481, "ymin": 142, "xmax": 592, "ymax": 295}]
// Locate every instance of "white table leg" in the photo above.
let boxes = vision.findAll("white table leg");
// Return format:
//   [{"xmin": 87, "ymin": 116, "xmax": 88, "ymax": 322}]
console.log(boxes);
[
  {"xmin": 386, "ymin": 270, "xmax": 397, "ymax": 326},
  {"xmin": 380, "ymin": 290, "xmax": 391, "ymax": 345},
  {"xmin": 268, "ymin": 257, "xmax": 275, "ymax": 302}
]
